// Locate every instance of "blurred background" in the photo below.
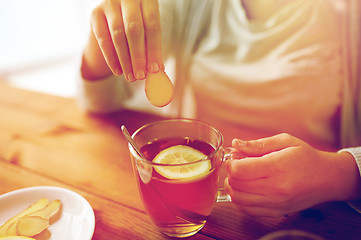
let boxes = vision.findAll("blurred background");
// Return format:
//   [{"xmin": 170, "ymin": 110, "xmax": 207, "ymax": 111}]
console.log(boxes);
[{"xmin": 0, "ymin": 0, "xmax": 97, "ymax": 97}]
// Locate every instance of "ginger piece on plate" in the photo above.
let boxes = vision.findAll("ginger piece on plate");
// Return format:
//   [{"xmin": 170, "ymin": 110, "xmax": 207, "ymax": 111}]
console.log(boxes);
[
  {"xmin": 0, "ymin": 198, "xmax": 62, "ymax": 238},
  {"xmin": 0, "ymin": 198, "xmax": 49, "ymax": 237},
  {"xmin": 5, "ymin": 221, "xmax": 17, "ymax": 237},
  {"xmin": 16, "ymin": 216, "xmax": 49, "ymax": 237},
  {"xmin": 0, "ymin": 237, "xmax": 36, "ymax": 240},
  {"xmin": 28, "ymin": 200, "xmax": 62, "ymax": 221}
]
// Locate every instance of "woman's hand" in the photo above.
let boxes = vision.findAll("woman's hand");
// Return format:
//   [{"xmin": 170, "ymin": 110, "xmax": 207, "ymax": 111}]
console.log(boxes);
[
  {"xmin": 225, "ymin": 133, "xmax": 361, "ymax": 218},
  {"xmin": 82, "ymin": 0, "xmax": 163, "ymax": 81}
]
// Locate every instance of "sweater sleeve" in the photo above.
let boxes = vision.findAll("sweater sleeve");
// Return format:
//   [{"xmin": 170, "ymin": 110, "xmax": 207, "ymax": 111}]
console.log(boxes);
[
  {"xmin": 75, "ymin": 73, "xmax": 133, "ymax": 114},
  {"xmin": 338, "ymin": 147, "xmax": 361, "ymax": 213}
]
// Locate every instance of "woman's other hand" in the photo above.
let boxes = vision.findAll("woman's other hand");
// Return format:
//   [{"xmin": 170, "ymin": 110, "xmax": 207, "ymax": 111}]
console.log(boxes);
[{"xmin": 226, "ymin": 133, "xmax": 361, "ymax": 217}]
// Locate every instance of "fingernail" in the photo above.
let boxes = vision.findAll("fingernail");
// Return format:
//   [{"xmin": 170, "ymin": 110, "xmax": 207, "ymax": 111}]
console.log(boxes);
[
  {"xmin": 150, "ymin": 62, "xmax": 160, "ymax": 72},
  {"xmin": 127, "ymin": 73, "xmax": 135, "ymax": 82},
  {"xmin": 135, "ymin": 70, "xmax": 145, "ymax": 80}
]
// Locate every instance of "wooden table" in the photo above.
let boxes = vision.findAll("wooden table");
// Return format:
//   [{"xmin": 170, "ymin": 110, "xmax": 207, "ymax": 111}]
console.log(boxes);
[{"xmin": 1, "ymin": 82, "xmax": 361, "ymax": 240}]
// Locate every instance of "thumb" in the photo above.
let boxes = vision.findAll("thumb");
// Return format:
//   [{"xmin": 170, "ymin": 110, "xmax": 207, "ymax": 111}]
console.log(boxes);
[{"xmin": 232, "ymin": 133, "xmax": 301, "ymax": 157}]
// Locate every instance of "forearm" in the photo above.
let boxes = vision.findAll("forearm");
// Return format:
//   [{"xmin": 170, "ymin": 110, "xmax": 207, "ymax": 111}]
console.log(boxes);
[{"xmin": 76, "ymin": 73, "xmax": 133, "ymax": 114}]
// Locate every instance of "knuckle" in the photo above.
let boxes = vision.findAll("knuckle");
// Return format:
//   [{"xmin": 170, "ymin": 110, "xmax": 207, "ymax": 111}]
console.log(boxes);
[
  {"xmin": 125, "ymin": 20, "xmax": 144, "ymax": 37},
  {"xmin": 90, "ymin": 6, "xmax": 103, "ymax": 20},
  {"xmin": 90, "ymin": 8, "xmax": 104, "ymax": 27},
  {"xmin": 145, "ymin": 17, "xmax": 161, "ymax": 32},
  {"xmin": 111, "ymin": 27, "xmax": 125, "ymax": 42},
  {"xmin": 278, "ymin": 132, "xmax": 303, "ymax": 146},
  {"xmin": 254, "ymin": 139, "xmax": 265, "ymax": 152},
  {"xmin": 97, "ymin": 36, "xmax": 111, "ymax": 47},
  {"xmin": 107, "ymin": 16, "xmax": 126, "ymax": 41},
  {"xmin": 278, "ymin": 133, "xmax": 292, "ymax": 141}
]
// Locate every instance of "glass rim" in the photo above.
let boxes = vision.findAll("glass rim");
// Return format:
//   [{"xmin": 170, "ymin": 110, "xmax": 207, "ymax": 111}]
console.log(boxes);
[{"xmin": 128, "ymin": 118, "xmax": 224, "ymax": 166}]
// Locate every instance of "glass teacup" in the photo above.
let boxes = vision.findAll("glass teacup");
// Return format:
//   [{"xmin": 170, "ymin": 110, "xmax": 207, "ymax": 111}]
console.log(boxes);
[{"xmin": 128, "ymin": 119, "xmax": 231, "ymax": 238}]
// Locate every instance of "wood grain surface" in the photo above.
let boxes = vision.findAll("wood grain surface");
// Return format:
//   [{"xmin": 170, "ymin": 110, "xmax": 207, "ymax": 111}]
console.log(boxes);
[{"xmin": 1, "ymin": 82, "xmax": 361, "ymax": 240}]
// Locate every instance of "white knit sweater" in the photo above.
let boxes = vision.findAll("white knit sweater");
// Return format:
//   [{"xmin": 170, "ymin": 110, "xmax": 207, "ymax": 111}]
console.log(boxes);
[{"xmin": 76, "ymin": 0, "xmax": 361, "ymax": 211}]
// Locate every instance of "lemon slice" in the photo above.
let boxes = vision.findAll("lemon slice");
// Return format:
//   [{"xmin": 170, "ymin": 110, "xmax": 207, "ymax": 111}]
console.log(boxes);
[{"xmin": 153, "ymin": 145, "xmax": 211, "ymax": 180}]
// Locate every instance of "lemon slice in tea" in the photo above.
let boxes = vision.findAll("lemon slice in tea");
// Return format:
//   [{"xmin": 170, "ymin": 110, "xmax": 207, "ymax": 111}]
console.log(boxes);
[{"xmin": 153, "ymin": 145, "xmax": 211, "ymax": 180}]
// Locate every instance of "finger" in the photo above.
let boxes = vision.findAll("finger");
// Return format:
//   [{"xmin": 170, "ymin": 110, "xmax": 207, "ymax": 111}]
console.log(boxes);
[
  {"xmin": 225, "ymin": 179, "xmax": 286, "ymax": 217},
  {"xmin": 232, "ymin": 133, "xmax": 301, "ymax": 157},
  {"xmin": 90, "ymin": 6, "xmax": 121, "ymax": 76},
  {"xmin": 104, "ymin": 1, "xmax": 135, "ymax": 81},
  {"xmin": 227, "ymin": 175, "xmax": 270, "ymax": 195},
  {"xmin": 121, "ymin": 0, "xmax": 147, "ymax": 80},
  {"xmin": 226, "ymin": 156, "xmax": 274, "ymax": 180},
  {"xmin": 230, "ymin": 147, "xmax": 247, "ymax": 159},
  {"xmin": 141, "ymin": 0, "xmax": 163, "ymax": 72},
  {"xmin": 225, "ymin": 178, "xmax": 266, "ymax": 206}
]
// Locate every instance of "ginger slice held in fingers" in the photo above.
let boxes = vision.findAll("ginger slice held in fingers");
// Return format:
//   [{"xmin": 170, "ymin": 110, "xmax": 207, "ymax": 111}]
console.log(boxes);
[{"xmin": 145, "ymin": 71, "xmax": 174, "ymax": 107}]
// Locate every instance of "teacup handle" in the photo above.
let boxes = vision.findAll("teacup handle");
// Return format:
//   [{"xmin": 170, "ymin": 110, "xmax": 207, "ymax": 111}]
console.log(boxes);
[{"xmin": 216, "ymin": 147, "xmax": 233, "ymax": 202}]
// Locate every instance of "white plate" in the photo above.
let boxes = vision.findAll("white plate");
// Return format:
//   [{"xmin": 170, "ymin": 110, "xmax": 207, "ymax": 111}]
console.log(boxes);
[{"xmin": 0, "ymin": 186, "xmax": 95, "ymax": 240}]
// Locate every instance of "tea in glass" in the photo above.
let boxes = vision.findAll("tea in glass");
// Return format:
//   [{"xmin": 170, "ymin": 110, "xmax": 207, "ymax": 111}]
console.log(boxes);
[{"xmin": 128, "ymin": 119, "xmax": 231, "ymax": 238}]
